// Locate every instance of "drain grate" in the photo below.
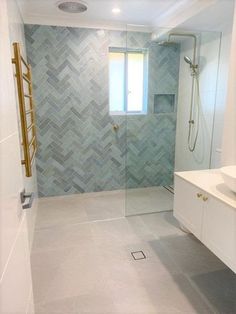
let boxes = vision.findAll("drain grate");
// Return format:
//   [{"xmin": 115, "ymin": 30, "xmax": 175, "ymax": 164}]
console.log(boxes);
[
  {"xmin": 164, "ymin": 185, "xmax": 174, "ymax": 194},
  {"xmin": 131, "ymin": 251, "xmax": 146, "ymax": 260}
]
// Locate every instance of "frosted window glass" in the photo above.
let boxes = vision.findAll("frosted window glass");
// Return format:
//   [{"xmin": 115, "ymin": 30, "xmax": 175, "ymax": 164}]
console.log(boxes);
[
  {"xmin": 127, "ymin": 53, "xmax": 144, "ymax": 112},
  {"xmin": 109, "ymin": 52, "xmax": 125, "ymax": 112}
]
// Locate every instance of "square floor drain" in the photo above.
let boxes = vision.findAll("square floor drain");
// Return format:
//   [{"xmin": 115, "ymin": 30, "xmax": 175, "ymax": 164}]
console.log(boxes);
[{"xmin": 131, "ymin": 251, "xmax": 146, "ymax": 260}]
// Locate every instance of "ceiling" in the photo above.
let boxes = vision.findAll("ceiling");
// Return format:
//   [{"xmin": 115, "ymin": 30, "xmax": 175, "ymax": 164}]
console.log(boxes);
[
  {"xmin": 17, "ymin": 0, "xmax": 234, "ymax": 32},
  {"xmin": 178, "ymin": 0, "xmax": 235, "ymax": 31}
]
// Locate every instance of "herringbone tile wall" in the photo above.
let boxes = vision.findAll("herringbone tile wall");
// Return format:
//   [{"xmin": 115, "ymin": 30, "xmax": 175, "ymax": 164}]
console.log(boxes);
[{"xmin": 24, "ymin": 25, "xmax": 180, "ymax": 197}]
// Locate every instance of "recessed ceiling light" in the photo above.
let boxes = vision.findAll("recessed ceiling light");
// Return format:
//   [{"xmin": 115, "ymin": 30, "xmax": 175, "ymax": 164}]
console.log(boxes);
[
  {"xmin": 112, "ymin": 7, "xmax": 121, "ymax": 14},
  {"xmin": 57, "ymin": 1, "xmax": 87, "ymax": 13}
]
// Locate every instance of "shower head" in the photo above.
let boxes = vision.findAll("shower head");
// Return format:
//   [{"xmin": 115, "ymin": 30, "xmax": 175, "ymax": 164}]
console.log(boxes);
[
  {"xmin": 157, "ymin": 40, "xmax": 177, "ymax": 46},
  {"xmin": 184, "ymin": 55, "xmax": 198, "ymax": 75},
  {"xmin": 184, "ymin": 56, "xmax": 193, "ymax": 66}
]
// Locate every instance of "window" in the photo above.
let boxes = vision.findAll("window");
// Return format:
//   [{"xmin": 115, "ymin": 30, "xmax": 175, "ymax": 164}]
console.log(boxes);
[{"xmin": 109, "ymin": 48, "xmax": 148, "ymax": 114}]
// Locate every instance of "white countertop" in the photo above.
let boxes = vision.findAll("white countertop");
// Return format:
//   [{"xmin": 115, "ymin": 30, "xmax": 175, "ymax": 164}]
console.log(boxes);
[{"xmin": 175, "ymin": 169, "xmax": 236, "ymax": 209}]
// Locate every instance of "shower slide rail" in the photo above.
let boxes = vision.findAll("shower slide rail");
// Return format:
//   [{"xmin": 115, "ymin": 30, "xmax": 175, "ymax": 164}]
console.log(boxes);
[{"xmin": 12, "ymin": 42, "xmax": 37, "ymax": 177}]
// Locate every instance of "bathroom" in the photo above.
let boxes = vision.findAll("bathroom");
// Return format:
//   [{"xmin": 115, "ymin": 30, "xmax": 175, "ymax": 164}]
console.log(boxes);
[{"xmin": 1, "ymin": 0, "xmax": 236, "ymax": 313}]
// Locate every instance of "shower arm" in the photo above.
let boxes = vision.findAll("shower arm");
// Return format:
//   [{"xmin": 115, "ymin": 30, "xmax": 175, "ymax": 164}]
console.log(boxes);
[{"xmin": 167, "ymin": 33, "xmax": 198, "ymax": 67}]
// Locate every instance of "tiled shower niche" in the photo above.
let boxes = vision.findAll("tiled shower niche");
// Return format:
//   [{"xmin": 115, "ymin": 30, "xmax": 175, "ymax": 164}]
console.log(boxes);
[{"xmin": 154, "ymin": 94, "xmax": 175, "ymax": 114}]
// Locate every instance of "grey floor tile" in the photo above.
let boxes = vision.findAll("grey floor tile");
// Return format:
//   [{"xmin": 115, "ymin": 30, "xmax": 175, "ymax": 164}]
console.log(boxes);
[
  {"xmin": 36, "ymin": 196, "xmax": 88, "ymax": 229},
  {"xmin": 159, "ymin": 233, "xmax": 227, "ymax": 276},
  {"xmin": 84, "ymin": 193, "xmax": 125, "ymax": 221},
  {"xmin": 126, "ymin": 186, "xmax": 173, "ymax": 216},
  {"xmin": 74, "ymin": 293, "xmax": 117, "ymax": 314},
  {"xmin": 32, "ymin": 222, "xmax": 93, "ymax": 253},
  {"xmin": 91, "ymin": 217, "xmax": 140, "ymax": 247},
  {"xmin": 131, "ymin": 240, "xmax": 180, "ymax": 277},
  {"xmin": 104, "ymin": 261, "xmax": 158, "ymax": 313},
  {"xmin": 105, "ymin": 260, "xmax": 212, "ymax": 314},
  {"xmin": 139, "ymin": 272, "xmax": 214, "ymax": 313},
  {"xmin": 191, "ymin": 268, "xmax": 236, "ymax": 314},
  {"xmin": 140, "ymin": 211, "xmax": 183, "ymax": 238},
  {"xmin": 126, "ymin": 215, "xmax": 156, "ymax": 241},
  {"xmin": 34, "ymin": 296, "xmax": 77, "ymax": 314},
  {"xmin": 32, "ymin": 191, "xmax": 234, "ymax": 314},
  {"xmin": 31, "ymin": 244, "xmax": 107, "ymax": 304}
]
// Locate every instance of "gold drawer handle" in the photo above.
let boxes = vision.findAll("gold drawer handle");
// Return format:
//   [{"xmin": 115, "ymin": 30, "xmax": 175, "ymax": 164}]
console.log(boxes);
[
  {"xmin": 197, "ymin": 193, "xmax": 203, "ymax": 198},
  {"xmin": 203, "ymin": 196, "xmax": 208, "ymax": 202}
]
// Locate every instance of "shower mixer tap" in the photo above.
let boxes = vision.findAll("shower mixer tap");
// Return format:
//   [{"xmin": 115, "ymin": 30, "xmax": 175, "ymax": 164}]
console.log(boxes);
[{"xmin": 112, "ymin": 124, "xmax": 119, "ymax": 131}]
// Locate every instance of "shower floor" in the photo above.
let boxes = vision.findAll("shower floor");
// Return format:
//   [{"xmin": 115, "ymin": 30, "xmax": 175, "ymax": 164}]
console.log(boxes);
[
  {"xmin": 31, "ymin": 189, "xmax": 234, "ymax": 313},
  {"xmin": 126, "ymin": 186, "xmax": 174, "ymax": 216},
  {"xmin": 36, "ymin": 186, "xmax": 173, "ymax": 229}
]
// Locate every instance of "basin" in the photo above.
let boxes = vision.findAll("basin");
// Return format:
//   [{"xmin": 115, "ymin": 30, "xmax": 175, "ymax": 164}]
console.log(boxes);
[{"xmin": 221, "ymin": 166, "xmax": 236, "ymax": 193}]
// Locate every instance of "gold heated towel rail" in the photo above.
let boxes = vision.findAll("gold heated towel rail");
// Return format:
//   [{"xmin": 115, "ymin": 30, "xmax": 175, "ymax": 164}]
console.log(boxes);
[{"xmin": 12, "ymin": 42, "xmax": 37, "ymax": 177}]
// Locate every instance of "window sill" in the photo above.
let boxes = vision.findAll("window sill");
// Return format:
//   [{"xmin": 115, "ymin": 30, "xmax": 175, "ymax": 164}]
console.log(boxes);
[{"xmin": 109, "ymin": 111, "xmax": 147, "ymax": 116}]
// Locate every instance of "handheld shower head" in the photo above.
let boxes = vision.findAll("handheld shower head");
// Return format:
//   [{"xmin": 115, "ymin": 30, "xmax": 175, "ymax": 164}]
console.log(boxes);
[
  {"xmin": 184, "ymin": 55, "xmax": 198, "ymax": 75},
  {"xmin": 184, "ymin": 56, "xmax": 193, "ymax": 66}
]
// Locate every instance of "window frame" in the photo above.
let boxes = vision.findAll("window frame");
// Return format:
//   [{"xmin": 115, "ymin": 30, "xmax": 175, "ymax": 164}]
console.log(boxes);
[{"xmin": 109, "ymin": 47, "xmax": 148, "ymax": 115}]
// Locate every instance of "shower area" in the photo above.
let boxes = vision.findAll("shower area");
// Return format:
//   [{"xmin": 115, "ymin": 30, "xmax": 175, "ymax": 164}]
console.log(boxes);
[
  {"xmin": 125, "ymin": 26, "xmax": 221, "ymax": 216},
  {"xmin": 25, "ymin": 24, "xmax": 221, "ymax": 217}
]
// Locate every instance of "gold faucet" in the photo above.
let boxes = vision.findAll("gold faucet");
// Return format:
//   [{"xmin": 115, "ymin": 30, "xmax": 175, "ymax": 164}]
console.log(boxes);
[{"xmin": 112, "ymin": 124, "xmax": 119, "ymax": 131}]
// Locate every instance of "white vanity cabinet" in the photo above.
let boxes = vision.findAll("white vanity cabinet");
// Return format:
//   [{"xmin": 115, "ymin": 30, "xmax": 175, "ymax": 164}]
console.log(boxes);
[
  {"xmin": 174, "ymin": 170, "xmax": 236, "ymax": 273},
  {"xmin": 174, "ymin": 176, "xmax": 205, "ymax": 239}
]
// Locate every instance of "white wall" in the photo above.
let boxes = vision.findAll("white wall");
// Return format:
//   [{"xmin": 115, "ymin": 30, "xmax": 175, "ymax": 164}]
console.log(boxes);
[
  {"xmin": 221, "ymin": 2, "xmax": 236, "ymax": 166},
  {"xmin": 0, "ymin": 0, "xmax": 37, "ymax": 313},
  {"xmin": 211, "ymin": 26, "xmax": 233, "ymax": 167},
  {"xmin": 7, "ymin": 0, "xmax": 38, "ymax": 250},
  {"xmin": 175, "ymin": 31, "xmax": 224, "ymax": 171}
]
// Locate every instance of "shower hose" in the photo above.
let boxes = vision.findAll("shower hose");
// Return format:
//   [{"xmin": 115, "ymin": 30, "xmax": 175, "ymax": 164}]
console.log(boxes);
[{"xmin": 188, "ymin": 71, "xmax": 200, "ymax": 152}]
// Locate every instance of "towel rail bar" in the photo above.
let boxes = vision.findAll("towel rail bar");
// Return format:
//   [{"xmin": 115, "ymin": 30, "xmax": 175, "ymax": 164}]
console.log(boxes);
[{"xmin": 12, "ymin": 42, "xmax": 37, "ymax": 177}]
